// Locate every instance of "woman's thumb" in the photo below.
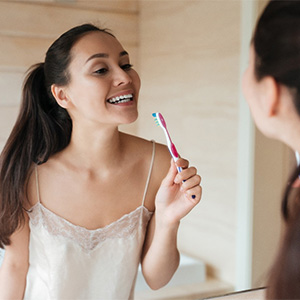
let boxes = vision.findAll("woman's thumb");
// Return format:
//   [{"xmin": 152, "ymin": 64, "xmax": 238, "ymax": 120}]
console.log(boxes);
[{"xmin": 161, "ymin": 159, "xmax": 178, "ymax": 187}]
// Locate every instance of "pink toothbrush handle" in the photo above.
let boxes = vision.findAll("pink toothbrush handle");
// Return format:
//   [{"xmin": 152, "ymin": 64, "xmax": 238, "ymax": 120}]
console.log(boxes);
[
  {"xmin": 170, "ymin": 143, "xmax": 182, "ymax": 172},
  {"xmin": 171, "ymin": 143, "xmax": 179, "ymax": 159}
]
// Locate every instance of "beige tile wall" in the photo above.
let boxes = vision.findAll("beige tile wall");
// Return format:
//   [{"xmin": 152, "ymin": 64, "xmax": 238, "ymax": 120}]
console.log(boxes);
[{"xmin": 138, "ymin": 0, "xmax": 241, "ymax": 285}]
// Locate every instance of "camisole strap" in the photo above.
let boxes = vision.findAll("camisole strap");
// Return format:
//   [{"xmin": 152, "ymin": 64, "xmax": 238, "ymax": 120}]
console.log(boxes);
[
  {"xmin": 35, "ymin": 165, "xmax": 41, "ymax": 204},
  {"xmin": 142, "ymin": 140, "xmax": 156, "ymax": 206}
]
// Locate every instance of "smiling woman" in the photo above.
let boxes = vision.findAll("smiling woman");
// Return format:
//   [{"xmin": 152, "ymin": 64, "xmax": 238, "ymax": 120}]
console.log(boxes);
[
  {"xmin": 0, "ymin": 23, "xmax": 202, "ymax": 299},
  {"xmin": 52, "ymin": 30, "xmax": 141, "ymax": 127}
]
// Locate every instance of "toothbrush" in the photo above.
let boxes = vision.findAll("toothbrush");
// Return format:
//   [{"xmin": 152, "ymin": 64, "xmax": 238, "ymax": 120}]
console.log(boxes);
[
  {"xmin": 152, "ymin": 112, "xmax": 182, "ymax": 172},
  {"xmin": 152, "ymin": 112, "xmax": 196, "ymax": 199}
]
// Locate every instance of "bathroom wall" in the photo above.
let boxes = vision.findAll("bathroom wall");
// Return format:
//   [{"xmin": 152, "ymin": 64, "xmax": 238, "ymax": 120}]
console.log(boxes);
[
  {"xmin": 137, "ymin": 0, "xmax": 288, "ymax": 290},
  {"xmin": 138, "ymin": 0, "xmax": 240, "ymax": 285},
  {"xmin": 0, "ymin": 0, "xmax": 288, "ymax": 293}
]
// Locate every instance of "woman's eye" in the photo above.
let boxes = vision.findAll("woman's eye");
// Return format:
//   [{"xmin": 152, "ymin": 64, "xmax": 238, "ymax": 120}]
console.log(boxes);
[
  {"xmin": 95, "ymin": 68, "xmax": 108, "ymax": 75},
  {"xmin": 121, "ymin": 64, "xmax": 133, "ymax": 71}
]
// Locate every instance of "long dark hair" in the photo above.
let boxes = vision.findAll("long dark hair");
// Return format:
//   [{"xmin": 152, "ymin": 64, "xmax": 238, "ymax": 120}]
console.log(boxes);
[
  {"xmin": 253, "ymin": 1, "xmax": 300, "ymax": 298},
  {"xmin": 0, "ymin": 24, "xmax": 114, "ymax": 248}
]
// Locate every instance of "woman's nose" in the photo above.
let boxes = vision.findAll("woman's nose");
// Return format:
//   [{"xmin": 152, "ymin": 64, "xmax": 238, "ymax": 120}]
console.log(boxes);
[{"xmin": 113, "ymin": 68, "xmax": 132, "ymax": 86}]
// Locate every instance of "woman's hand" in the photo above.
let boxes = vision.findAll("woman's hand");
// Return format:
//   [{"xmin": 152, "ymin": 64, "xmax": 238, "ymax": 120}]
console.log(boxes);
[
  {"xmin": 154, "ymin": 158, "xmax": 202, "ymax": 226},
  {"xmin": 141, "ymin": 155, "xmax": 201, "ymax": 289}
]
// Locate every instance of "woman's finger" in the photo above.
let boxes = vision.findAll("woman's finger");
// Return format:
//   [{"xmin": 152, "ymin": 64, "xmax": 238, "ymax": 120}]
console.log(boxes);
[
  {"xmin": 185, "ymin": 185, "xmax": 202, "ymax": 204},
  {"xmin": 174, "ymin": 166, "xmax": 198, "ymax": 183},
  {"xmin": 175, "ymin": 158, "xmax": 189, "ymax": 170},
  {"xmin": 180, "ymin": 174, "xmax": 201, "ymax": 191}
]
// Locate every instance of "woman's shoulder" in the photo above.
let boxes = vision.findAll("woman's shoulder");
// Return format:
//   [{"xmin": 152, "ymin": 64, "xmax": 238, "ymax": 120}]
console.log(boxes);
[
  {"xmin": 123, "ymin": 133, "xmax": 170, "ymax": 182},
  {"xmin": 25, "ymin": 158, "xmax": 62, "ymax": 209},
  {"xmin": 121, "ymin": 132, "xmax": 170, "ymax": 161},
  {"xmin": 25, "ymin": 164, "xmax": 38, "ymax": 209},
  {"xmin": 121, "ymin": 133, "xmax": 171, "ymax": 208}
]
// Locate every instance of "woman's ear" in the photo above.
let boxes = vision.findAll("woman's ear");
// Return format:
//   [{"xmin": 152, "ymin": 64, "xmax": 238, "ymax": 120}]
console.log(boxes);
[
  {"xmin": 51, "ymin": 84, "xmax": 69, "ymax": 109},
  {"xmin": 261, "ymin": 76, "xmax": 280, "ymax": 117}
]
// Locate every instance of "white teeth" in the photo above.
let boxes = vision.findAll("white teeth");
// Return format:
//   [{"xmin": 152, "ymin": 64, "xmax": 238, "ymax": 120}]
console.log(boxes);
[{"xmin": 107, "ymin": 94, "xmax": 133, "ymax": 104}]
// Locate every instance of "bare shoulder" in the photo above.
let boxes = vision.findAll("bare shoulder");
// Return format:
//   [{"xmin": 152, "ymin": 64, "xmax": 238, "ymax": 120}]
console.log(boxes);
[
  {"xmin": 121, "ymin": 132, "xmax": 171, "ymax": 202},
  {"xmin": 120, "ymin": 132, "xmax": 154, "ymax": 158},
  {"xmin": 121, "ymin": 132, "xmax": 170, "ymax": 172},
  {"xmin": 25, "ymin": 164, "xmax": 38, "ymax": 209},
  {"xmin": 154, "ymin": 141, "xmax": 171, "ymax": 162},
  {"xmin": 25, "ymin": 159, "xmax": 61, "ymax": 209},
  {"xmin": 152, "ymin": 141, "xmax": 171, "ymax": 179},
  {"xmin": 121, "ymin": 132, "xmax": 152, "ymax": 149}
]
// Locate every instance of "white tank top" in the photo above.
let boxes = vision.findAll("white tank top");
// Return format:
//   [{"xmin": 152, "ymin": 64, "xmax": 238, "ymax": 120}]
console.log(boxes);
[{"xmin": 24, "ymin": 141, "xmax": 155, "ymax": 300}]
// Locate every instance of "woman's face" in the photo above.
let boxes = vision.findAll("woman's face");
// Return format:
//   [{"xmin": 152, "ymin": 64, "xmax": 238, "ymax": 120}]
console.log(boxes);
[{"xmin": 61, "ymin": 31, "xmax": 141, "ymax": 127}]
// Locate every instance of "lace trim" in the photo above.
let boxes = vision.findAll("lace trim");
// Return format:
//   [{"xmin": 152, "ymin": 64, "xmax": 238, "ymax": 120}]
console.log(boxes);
[{"xmin": 28, "ymin": 203, "xmax": 153, "ymax": 252}]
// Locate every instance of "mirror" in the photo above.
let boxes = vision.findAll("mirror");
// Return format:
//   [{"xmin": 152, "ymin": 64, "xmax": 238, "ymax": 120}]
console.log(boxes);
[{"xmin": 0, "ymin": 1, "xmax": 290, "ymax": 299}]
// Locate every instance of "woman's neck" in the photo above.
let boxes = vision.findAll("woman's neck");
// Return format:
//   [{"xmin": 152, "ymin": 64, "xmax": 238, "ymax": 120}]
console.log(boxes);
[
  {"xmin": 275, "ymin": 118, "xmax": 300, "ymax": 154},
  {"xmin": 61, "ymin": 124, "xmax": 125, "ymax": 171}
]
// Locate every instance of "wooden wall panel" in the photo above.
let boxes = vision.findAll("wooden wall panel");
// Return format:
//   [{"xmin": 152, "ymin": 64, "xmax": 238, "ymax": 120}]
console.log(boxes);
[
  {"xmin": 138, "ymin": 0, "xmax": 241, "ymax": 285},
  {"xmin": 0, "ymin": 70, "xmax": 24, "ymax": 106},
  {"xmin": 0, "ymin": 36, "xmax": 51, "ymax": 68},
  {"xmin": 0, "ymin": 106, "xmax": 19, "ymax": 148},
  {"xmin": 0, "ymin": 2, "xmax": 138, "ymax": 45},
  {"xmin": 11, "ymin": 0, "xmax": 138, "ymax": 12}
]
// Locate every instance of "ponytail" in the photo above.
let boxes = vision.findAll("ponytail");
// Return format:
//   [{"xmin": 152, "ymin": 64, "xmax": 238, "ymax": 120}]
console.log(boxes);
[
  {"xmin": 0, "ymin": 63, "xmax": 72, "ymax": 248},
  {"xmin": 0, "ymin": 23, "xmax": 113, "ymax": 248}
]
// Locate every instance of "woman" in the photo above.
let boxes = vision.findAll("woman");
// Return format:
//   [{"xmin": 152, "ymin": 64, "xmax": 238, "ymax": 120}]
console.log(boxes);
[
  {"xmin": 0, "ymin": 24, "xmax": 202, "ymax": 299},
  {"xmin": 243, "ymin": 0, "xmax": 300, "ymax": 298}
]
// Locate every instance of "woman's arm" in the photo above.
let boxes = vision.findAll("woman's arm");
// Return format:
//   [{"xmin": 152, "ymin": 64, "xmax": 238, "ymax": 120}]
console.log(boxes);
[
  {"xmin": 141, "ymin": 211, "xmax": 180, "ymax": 290},
  {"xmin": 141, "ymin": 156, "xmax": 202, "ymax": 290},
  {"xmin": 0, "ymin": 213, "xmax": 30, "ymax": 299}
]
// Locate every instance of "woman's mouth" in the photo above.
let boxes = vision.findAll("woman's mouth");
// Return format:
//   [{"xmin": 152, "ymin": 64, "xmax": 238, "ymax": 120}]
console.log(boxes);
[{"xmin": 107, "ymin": 94, "xmax": 133, "ymax": 104}]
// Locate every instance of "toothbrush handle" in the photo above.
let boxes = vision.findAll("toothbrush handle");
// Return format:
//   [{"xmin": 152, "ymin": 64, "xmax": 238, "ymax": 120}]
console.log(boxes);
[
  {"xmin": 177, "ymin": 166, "xmax": 183, "ymax": 173},
  {"xmin": 169, "ymin": 143, "xmax": 182, "ymax": 173}
]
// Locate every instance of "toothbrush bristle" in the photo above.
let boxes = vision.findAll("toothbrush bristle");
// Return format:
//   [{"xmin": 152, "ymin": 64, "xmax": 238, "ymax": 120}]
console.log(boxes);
[{"xmin": 152, "ymin": 112, "xmax": 161, "ymax": 126}]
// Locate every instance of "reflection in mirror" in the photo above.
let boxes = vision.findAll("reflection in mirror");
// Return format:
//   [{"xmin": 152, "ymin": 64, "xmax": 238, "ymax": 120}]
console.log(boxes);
[{"xmin": 0, "ymin": 0, "xmax": 292, "ymax": 299}]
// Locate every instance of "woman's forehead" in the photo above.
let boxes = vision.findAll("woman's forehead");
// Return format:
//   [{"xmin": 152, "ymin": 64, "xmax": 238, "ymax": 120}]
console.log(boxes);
[{"xmin": 70, "ymin": 31, "xmax": 124, "ymax": 63}]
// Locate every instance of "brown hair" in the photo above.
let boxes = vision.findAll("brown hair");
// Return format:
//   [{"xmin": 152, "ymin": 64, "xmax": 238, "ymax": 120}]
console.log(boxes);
[
  {"xmin": 253, "ymin": 1, "xmax": 300, "ymax": 298},
  {"xmin": 0, "ymin": 24, "xmax": 114, "ymax": 248}
]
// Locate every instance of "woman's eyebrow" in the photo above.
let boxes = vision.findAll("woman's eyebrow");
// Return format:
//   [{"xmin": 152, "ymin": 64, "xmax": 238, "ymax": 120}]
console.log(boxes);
[
  {"xmin": 86, "ymin": 51, "xmax": 129, "ymax": 64},
  {"xmin": 86, "ymin": 53, "xmax": 108, "ymax": 63}
]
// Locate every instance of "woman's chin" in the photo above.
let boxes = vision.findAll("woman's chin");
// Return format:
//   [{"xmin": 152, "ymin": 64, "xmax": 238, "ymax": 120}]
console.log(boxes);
[{"xmin": 121, "ymin": 112, "xmax": 138, "ymax": 125}]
